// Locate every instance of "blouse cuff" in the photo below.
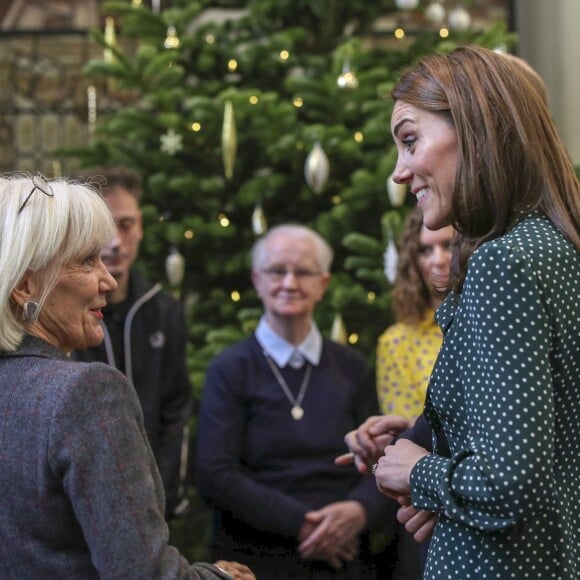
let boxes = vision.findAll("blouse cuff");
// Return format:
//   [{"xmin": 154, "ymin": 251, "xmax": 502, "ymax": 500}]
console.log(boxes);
[{"xmin": 410, "ymin": 452, "xmax": 449, "ymax": 512}]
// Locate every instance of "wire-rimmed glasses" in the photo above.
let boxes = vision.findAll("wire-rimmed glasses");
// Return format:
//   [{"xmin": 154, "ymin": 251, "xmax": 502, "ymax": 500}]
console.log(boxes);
[
  {"xmin": 18, "ymin": 173, "xmax": 54, "ymax": 215},
  {"xmin": 260, "ymin": 267, "xmax": 322, "ymax": 282}
]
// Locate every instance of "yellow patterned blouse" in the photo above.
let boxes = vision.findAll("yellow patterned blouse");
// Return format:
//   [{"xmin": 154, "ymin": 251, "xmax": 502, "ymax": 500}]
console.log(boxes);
[{"xmin": 375, "ymin": 309, "xmax": 442, "ymax": 420}]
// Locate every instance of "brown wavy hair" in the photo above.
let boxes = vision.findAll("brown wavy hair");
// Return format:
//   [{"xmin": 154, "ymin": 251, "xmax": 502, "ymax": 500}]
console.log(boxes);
[
  {"xmin": 392, "ymin": 46, "xmax": 580, "ymax": 292},
  {"xmin": 391, "ymin": 209, "xmax": 434, "ymax": 324}
]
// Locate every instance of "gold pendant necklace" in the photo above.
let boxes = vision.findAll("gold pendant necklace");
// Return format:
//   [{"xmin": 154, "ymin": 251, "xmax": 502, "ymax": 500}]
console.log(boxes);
[{"xmin": 263, "ymin": 352, "xmax": 312, "ymax": 420}]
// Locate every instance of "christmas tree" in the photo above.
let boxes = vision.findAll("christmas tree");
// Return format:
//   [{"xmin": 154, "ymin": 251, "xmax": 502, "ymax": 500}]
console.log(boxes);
[
  {"xmin": 74, "ymin": 0, "xmax": 512, "ymax": 376},
  {"xmin": 69, "ymin": 0, "xmax": 512, "ymax": 558}
]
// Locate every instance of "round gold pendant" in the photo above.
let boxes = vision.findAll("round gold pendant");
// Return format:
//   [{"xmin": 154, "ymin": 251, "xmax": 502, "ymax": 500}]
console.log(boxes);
[{"xmin": 291, "ymin": 406, "xmax": 304, "ymax": 420}]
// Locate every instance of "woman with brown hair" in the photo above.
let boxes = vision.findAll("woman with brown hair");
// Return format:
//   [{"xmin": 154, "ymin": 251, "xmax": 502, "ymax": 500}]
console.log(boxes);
[
  {"xmin": 374, "ymin": 46, "xmax": 579, "ymax": 578},
  {"xmin": 376, "ymin": 208, "xmax": 453, "ymax": 420}
]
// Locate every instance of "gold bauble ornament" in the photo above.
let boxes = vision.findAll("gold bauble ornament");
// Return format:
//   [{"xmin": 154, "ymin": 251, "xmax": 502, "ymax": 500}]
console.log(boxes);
[
  {"xmin": 330, "ymin": 312, "xmax": 348, "ymax": 345},
  {"xmin": 104, "ymin": 17, "xmax": 116, "ymax": 63},
  {"xmin": 164, "ymin": 25, "xmax": 180, "ymax": 49},
  {"xmin": 337, "ymin": 61, "xmax": 359, "ymax": 90},
  {"xmin": 222, "ymin": 101, "xmax": 237, "ymax": 179}
]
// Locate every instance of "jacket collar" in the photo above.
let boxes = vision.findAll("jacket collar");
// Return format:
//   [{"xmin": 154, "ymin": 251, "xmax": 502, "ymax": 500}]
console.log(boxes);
[{"xmin": 1, "ymin": 334, "xmax": 68, "ymax": 361}]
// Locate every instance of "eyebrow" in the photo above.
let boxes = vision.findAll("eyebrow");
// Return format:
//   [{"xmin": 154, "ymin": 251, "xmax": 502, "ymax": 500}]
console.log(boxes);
[{"xmin": 392, "ymin": 117, "xmax": 412, "ymax": 139}]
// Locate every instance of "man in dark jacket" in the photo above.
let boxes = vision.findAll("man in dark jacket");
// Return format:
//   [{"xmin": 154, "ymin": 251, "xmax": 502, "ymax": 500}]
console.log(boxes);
[{"xmin": 73, "ymin": 167, "xmax": 193, "ymax": 519}]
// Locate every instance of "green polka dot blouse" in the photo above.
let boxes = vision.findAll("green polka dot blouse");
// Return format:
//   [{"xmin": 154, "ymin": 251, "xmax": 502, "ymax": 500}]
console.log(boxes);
[{"xmin": 412, "ymin": 213, "xmax": 579, "ymax": 579}]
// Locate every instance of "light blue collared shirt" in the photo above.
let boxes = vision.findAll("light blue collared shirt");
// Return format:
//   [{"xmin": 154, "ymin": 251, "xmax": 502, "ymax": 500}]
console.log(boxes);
[{"xmin": 255, "ymin": 316, "xmax": 322, "ymax": 369}]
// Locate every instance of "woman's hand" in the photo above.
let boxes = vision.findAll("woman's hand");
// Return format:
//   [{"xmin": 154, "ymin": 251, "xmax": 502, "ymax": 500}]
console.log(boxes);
[
  {"xmin": 213, "ymin": 560, "xmax": 256, "ymax": 579},
  {"xmin": 335, "ymin": 415, "xmax": 410, "ymax": 474},
  {"xmin": 397, "ymin": 503, "xmax": 438, "ymax": 543},
  {"xmin": 374, "ymin": 438, "xmax": 429, "ymax": 496}
]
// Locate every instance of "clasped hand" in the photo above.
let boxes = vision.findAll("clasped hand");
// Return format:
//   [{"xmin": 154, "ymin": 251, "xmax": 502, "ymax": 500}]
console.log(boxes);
[
  {"xmin": 298, "ymin": 500, "xmax": 366, "ymax": 569},
  {"xmin": 334, "ymin": 414, "xmax": 410, "ymax": 474},
  {"xmin": 334, "ymin": 415, "xmax": 437, "ymax": 543}
]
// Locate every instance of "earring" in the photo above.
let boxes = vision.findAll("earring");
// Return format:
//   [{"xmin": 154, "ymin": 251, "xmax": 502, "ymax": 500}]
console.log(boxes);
[{"xmin": 23, "ymin": 300, "xmax": 40, "ymax": 322}]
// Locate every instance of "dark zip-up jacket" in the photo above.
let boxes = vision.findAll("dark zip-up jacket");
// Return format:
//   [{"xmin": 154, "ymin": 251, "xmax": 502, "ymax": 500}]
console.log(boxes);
[{"xmin": 73, "ymin": 270, "xmax": 193, "ymax": 518}]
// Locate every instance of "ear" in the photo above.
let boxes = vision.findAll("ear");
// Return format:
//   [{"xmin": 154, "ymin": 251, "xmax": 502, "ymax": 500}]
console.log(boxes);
[
  {"xmin": 11, "ymin": 273, "xmax": 38, "ymax": 308},
  {"xmin": 315, "ymin": 272, "xmax": 331, "ymax": 303},
  {"xmin": 251, "ymin": 269, "xmax": 262, "ymax": 296},
  {"xmin": 136, "ymin": 209, "xmax": 144, "ymax": 241}
]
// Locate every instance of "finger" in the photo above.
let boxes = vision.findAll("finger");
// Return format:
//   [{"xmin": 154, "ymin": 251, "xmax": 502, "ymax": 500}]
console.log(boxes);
[
  {"xmin": 344, "ymin": 430, "xmax": 366, "ymax": 457},
  {"xmin": 375, "ymin": 482, "xmax": 400, "ymax": 501},
  {"xmin": 334, "ymin": 452, "xmax": 354, "ymax": 466},
  {"xmin": 396, "ymin": 504, "xmax": 418, "ymax": 525},
  {"xmin": 339, "ymin": 542, "xmax": 358, "ymax": 561},
  {"xmin": 354, "ymin": 430, "xmax": 372, "ymax": 452},
  {"xmin": 401, "ymin": 509, "xmax": 432, "ymax": 533},
  {"xmin": 368, "ymin": 415, "xmax": 409, "ymax": 437},
  {"xmin": 214, "ymin": 561, "xmax": 256, "ymax": 579},
  {"xmin": 299, "ymin": 520, "xmax": 329, "ymax": 553},
  {"xmin": 349, "ymin": 455, "xmax": 367, "ymax": 474},
  {"xmin": 304, "ymin": 510, "xmax": 324, "ymax": 524},
  {"xmin": 413, "ymin": 516, "xmax": 437, "ymax": 543}
]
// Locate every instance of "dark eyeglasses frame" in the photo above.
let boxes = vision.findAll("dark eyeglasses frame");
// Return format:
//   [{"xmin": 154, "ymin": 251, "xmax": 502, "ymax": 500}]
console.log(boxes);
[{"xmin": 18, "ymin": 173, "xmax": 54, "ymax": 215}]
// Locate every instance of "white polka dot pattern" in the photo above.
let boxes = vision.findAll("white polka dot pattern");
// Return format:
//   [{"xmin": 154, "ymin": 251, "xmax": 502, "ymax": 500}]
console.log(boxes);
[{"xmin": 410, "ymin": 214, "xmax": 579, "ymax": 578}]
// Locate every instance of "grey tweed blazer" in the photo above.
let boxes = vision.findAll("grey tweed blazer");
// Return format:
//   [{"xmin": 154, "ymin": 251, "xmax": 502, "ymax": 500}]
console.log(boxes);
[{"xmin": 0, "ymin": 335, "xmax": 227, "ymax": 579}]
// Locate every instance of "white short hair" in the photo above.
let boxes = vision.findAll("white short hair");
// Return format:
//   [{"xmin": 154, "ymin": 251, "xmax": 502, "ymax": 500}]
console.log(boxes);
[
  {"xmin": 0, "ymin": 174, "xmax": 115, "ymax": 351},
  {"xmin": 251, "ymin": 223, "xmax": 334, "ymax": 272}
]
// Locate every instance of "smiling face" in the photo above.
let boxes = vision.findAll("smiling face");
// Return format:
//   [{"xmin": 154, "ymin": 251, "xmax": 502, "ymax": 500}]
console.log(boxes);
[
  {"xmin": 391, "ymin": 100, "xmax": 459, "ymax": 230},
  {"xmin": 26, "ymin": 252, "xmax": 117, "ymax": 353},
  {"xmin": 252, "ymin": 233, "xmax": 330, "ymax": 335},
  {"xmin": 417, "ymin": 224, "xmax": 454, "ymax": 298}
]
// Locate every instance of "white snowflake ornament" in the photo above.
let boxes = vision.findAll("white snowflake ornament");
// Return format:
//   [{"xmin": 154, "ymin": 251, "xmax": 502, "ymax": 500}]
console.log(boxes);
[{"xmin": 160, "ymin": 129, "xmax": 183, "ymax": 156}]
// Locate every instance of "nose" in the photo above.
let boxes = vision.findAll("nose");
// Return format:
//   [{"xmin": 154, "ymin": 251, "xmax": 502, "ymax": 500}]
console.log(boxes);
[
  {"xmin": 99, "ymin": 259, "xmax": 118, "ymax": 292},
  {"xmin": 106, "ymin": 230, "xmax": 121, "ymax": 254},
  {"xmin": 432, "ymin": 245, "xmax": 452, "ymax": 269},
  {"xmin": 280, "ymin": 270, "xmax": 299, "ymax": 286},
  {"xmin": 391, "ymin": 159, "xmax": 412, "ymax": 185}
]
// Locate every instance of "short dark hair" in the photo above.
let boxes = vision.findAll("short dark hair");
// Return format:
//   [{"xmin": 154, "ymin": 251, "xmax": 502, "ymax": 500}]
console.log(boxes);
[{"xmin": 73, "ymin": 167, "xmax": 143, "ymax": 201}]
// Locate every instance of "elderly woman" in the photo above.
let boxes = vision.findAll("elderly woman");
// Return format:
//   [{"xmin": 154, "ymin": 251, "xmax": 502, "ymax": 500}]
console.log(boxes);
[
  {"xmin": 0, "ymin": 174, "xmax": 254, "ymax": 580},
  {"xmin": 373, "ymin": 46, "xmax": 579, "ymax": 578},
  {"xmin": 195, "ymin": 224, "xmax": 395, "ymax": 579}
]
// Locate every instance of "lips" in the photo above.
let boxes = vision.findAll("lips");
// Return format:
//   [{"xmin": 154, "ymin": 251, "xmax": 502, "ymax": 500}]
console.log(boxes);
[
  {"xmin": 90, "ymin": 308, "xmax": 104, "ymax": 320},
  {"xmin": 414, "ymin": 187, "xmax": 430, "ymax": 202}
]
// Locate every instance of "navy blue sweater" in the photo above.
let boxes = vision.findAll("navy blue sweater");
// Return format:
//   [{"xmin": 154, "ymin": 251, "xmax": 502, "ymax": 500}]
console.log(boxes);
[{"xmin": 195, "ymin": 335, "xmax": 395, "ymax": 571}]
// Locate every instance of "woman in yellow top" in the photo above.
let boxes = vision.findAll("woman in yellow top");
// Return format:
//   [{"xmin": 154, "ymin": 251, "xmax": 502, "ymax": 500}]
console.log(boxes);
[{"xmin": 376, "ymin": 209, "xmax": 453, "ymax": 420}]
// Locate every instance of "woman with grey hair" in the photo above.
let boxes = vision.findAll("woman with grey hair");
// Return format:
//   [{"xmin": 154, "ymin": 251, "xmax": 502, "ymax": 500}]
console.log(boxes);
[{"xmin": 0, "ymin": 173, "xmax": 254, "ymax": 579}]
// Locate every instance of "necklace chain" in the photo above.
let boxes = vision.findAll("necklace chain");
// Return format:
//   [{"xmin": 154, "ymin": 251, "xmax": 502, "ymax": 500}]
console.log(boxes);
[{"xmin": 263, "ymin": 352, "xmax": 312, "ymax": 420}]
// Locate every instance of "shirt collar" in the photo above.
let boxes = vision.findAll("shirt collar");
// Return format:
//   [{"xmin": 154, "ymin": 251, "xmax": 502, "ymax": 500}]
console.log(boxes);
[{"xmin": 255, "ymin": 316, "xmax": 322, "ymax": 368}]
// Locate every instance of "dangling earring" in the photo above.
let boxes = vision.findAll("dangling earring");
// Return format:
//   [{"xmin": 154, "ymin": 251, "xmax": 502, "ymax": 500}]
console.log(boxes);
[{"xmin": 23, "ymin": 300, "xmax": 40, "ymax": 321}]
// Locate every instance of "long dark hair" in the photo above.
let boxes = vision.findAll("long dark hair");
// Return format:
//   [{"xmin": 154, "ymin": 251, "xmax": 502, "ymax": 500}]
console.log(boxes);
[{"xmin": 393, "ymin": 46, "xmax": 580, "ymax": 291}]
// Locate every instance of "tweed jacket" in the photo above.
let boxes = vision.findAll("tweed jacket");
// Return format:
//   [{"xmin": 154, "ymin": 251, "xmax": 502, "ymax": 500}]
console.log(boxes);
[{"xmin": 0, "ymin": 335, "xmax": 227, "ymax": 580}]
